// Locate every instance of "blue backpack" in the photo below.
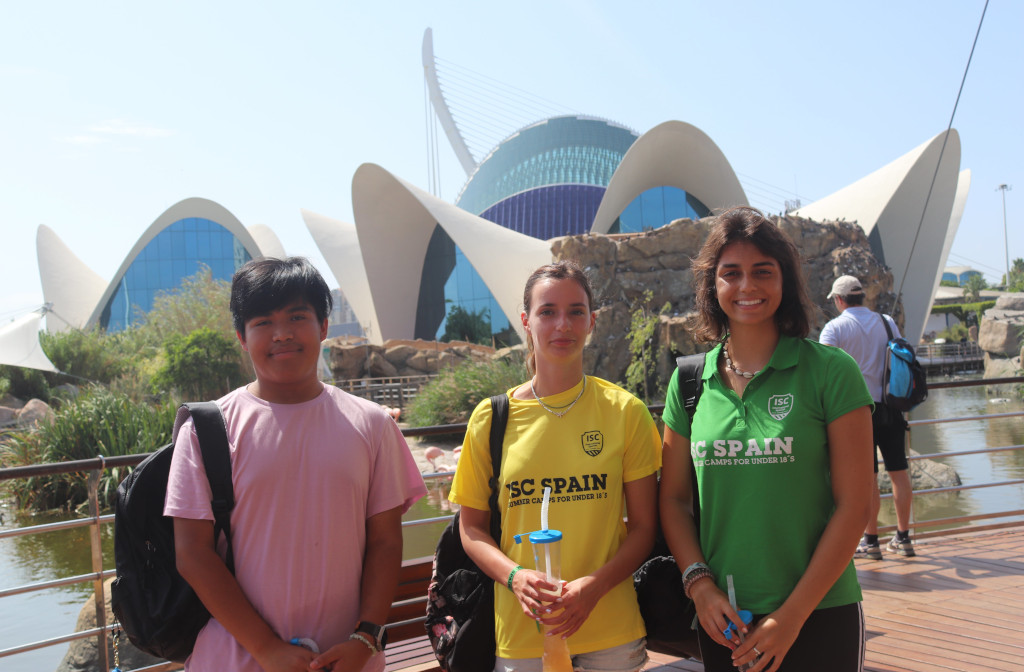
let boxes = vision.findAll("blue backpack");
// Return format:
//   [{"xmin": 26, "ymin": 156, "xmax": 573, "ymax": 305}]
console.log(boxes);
[{"xmin": 880, "ymin": 316, "xmax": 928, "ymax": 411}]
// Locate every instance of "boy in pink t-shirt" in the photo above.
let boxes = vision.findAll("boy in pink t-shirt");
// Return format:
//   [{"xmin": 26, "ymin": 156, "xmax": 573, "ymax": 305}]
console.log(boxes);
[{"xmin": 165, "ymin": 257, "xmax": 426, "ymax": 672}]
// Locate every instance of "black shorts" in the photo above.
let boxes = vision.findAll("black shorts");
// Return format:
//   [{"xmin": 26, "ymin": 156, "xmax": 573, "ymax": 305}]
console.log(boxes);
[
  {"xmin": 697, "ymin": 602, "xmax": 865, "ymax": 672},
  {"xmin": 871, "ymin": 403, "xmax": 908, "ymax": 473}
]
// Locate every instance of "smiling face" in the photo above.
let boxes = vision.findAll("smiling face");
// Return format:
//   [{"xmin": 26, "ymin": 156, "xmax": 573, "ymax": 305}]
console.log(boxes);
[
  {"xmin": 714, "ymin": 240, "xmax": 783, "ymax": 332},
  {"xmin": 521, "ymin": 277, "xmax": 595, "ymax": 370},
  {"xmin": 238, "ymin": 299, "xmax": 328, "ymax": 403}
]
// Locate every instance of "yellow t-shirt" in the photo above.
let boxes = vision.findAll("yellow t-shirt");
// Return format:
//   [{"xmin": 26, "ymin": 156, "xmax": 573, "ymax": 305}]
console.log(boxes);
[{"xmin": 449, "ymin": 376, "xmax": 661, "ymax": 658}]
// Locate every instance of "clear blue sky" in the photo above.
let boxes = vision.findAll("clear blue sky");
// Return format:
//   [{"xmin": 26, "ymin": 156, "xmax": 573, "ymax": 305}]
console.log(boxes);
[{"xmin": 1, "ymin": 1, "xmax": 1020, "ymax": 323}]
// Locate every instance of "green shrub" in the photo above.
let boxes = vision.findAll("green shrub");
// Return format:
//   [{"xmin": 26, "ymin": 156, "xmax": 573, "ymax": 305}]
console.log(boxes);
[
  {"xmin": 0, "ymin": 387, "xmax": 176, "ymax": 511},
  {"xmin": 406, "ymin": 354, "xmax": 528, "ymax": 428},
  {"xmin": 151, "ymin": 327, "xmax": 247, "ymax": 400}
]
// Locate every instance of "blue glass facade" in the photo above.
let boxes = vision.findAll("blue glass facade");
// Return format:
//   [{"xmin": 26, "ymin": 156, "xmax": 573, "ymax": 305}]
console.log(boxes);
[
  {"xmin": 100, "ymin": 217, "xmax": 252, "ymax": 331},
  {"xmin": 614, "ymin": 186, "xmax": 711, "ymax": 233}
]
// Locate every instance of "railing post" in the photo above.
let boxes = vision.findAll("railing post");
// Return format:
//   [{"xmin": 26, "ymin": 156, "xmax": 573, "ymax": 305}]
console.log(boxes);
[{"xmin": 88, "ymin": 461, "xmax": 110, "ymax": 671}]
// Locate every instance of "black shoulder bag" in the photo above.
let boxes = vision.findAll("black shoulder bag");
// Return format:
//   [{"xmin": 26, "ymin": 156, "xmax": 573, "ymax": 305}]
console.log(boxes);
[
  {"xmin": 425, "ymin": 394, "xmax": 508, "ymax": 672},
  {"xmin": 634, "ymin": 354, "xmax": 704, "ymax": 659}
]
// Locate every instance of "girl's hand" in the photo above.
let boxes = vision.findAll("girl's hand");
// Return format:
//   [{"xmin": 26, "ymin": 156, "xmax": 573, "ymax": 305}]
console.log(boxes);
[
  {"xmin": 310, "ymin": 638, "xmax": 375, "ymax": 672},
  {"xmin": 539, "ymin": 576, "xmax": 602, "ymax": 638},
  {"xmin": 690, "ymin": 578, "xmax": 746, "ymax": 651},
  {"xmin": 731, "ymin": 611, "xmax": 801, "ymax": 672},
  {"xmin": 253, "ymin": 638, "xmax": 317, "ymax": 672},
  {"xmin": 510, "ymin": 567, "xmax": 561, "ymax": 621}
]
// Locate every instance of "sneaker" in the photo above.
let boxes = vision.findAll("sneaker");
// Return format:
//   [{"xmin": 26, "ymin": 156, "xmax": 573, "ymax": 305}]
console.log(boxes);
[
  {"xmin": 854, "ymin": 539, "xmax": 882, "ymax": 560},
  {"xmin": 887, "ymin": 536, "xmax": 916, "ymax": 557}
]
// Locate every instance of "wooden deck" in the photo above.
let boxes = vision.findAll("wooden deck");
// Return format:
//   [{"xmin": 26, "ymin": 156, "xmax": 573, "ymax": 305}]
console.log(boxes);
[{"xmin": 646, "ymin": 527, "xmax": 1024, "ymax": 672}]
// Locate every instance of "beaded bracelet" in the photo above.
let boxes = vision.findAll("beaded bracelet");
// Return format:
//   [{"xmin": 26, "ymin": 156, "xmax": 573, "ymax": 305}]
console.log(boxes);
[
  {"xmin": 349, "ymin": 632, "xmax": 378, "ymax": 655},
  {"xmin": 507, "ymin": 565, "xmax": 523, "ymax": 591},
  {"xmin": 683, "ymin": 567, "xmax": 715, "ymax": 599}
]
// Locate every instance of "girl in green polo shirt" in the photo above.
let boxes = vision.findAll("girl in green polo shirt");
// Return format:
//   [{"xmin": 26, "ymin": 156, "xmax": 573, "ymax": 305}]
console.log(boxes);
[{"xmin": 660, "ymin": 207, "xmax": 874, "ymax": 672}]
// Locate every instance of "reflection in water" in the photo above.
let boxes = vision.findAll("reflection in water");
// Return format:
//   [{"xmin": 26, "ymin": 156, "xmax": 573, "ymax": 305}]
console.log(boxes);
[{"xmin": 882, "ymin": 383, "xmax": 1024, "ymax": 532}]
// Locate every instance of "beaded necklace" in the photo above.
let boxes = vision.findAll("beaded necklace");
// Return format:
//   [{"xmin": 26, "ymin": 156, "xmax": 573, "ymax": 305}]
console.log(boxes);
[{"xmin": 722, "ymin": 339, "xmax": 763, "ymax": 379}]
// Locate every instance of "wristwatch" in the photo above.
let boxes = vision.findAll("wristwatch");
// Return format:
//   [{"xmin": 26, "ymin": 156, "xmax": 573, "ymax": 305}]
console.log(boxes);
[{"xmin": 355, "ymin": 620, "xmax": 388, "ymax": 652}]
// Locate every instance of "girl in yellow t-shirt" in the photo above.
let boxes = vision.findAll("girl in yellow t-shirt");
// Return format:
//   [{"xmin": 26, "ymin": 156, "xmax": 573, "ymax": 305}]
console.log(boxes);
[{"xmin": 450, "ymin": 260, "xmax": 661, "ymax": 672}]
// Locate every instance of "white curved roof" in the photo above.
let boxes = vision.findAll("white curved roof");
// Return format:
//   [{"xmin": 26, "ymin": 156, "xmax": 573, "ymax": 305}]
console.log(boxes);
[
  {"xmin": 248, "ymin": 223, "xmax": 287, "ymax": 260},
  {"xmin": 85, "ymin": 198, "xmax": 263, "ymax": 329},
  {"xmin": 0, "ymin": 309, "xmax": 58, "ymax": 372},
  {"xmin": 350, "ymin": 163, "xmax": 552, "ymax": 343},
  {"xmin": 301, "ymin": 209, "xmax": 380, "ymax": 343},
  {"xmin": 794, "ymin": 129, "xmax": 964, "ymax": 344},
  {"xmin": 36, "ymin": 224, "xmax": 109, "ymax": 332},
  {"xmin": 591, "ymin": 120, "xmax": 748, "ymax": 233}
]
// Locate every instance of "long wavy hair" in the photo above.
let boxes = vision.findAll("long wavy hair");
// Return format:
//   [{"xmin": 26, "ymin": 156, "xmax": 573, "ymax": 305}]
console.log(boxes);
[{"xmin": 691, "ymin": 207, "xmax": 813, "ymax": 343}]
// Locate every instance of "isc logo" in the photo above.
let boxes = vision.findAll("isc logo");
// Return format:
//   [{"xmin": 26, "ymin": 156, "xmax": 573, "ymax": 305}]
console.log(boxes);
[{"xmin": 581, "ymin": 431, "xmax": 604, "ymax": 457}]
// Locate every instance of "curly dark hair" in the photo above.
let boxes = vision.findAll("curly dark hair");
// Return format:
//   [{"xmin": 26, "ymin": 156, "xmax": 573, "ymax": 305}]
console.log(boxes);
[{"xmin": 691, "ymin": 207, "xmax": 813, "ymax": 343}]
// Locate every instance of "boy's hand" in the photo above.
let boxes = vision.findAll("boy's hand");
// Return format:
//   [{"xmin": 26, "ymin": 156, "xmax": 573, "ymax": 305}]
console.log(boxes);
[
  {"xmin": 310, "ymin": 639, "xmax": 375, "ymax": 672},
  {"xmin": 253, "ymin": 638, "xmax": 317, "ymax": 672}
]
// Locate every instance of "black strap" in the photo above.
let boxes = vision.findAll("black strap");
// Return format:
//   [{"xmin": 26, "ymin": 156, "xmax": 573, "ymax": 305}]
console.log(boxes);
[
  {"xmin": 880, "ymin": 313, "xmax": 895, "ymax": 343},
  {"xmin": 675, "ymin": 354, "xmax": 706, "ymax": 531},
  {"xmin": 486, "ymin": 394, "xmax": 509, "ymax": 544},
  {"xmin": 185, "ymin": 401, "xmax": 236, "ymax": 574}
]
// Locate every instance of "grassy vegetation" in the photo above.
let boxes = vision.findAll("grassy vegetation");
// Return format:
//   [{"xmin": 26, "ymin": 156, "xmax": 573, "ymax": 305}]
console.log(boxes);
[
  {"xmin": 1, "ymin": 386, "xmax": 177, "ymax": 511},
  {"xmin": 405, "ymin": 353, "xmax": 529, "ymax": 428}
]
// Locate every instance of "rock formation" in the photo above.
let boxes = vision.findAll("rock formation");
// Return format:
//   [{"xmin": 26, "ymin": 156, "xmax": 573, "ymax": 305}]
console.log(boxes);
[
  {"xmin": 553, "ymin": 214, "xmax": 898, "ymax": 387},
  {"xmin": 327, "ymin": 338, "xmax": 495, "ymax": 381},
  {"xmin": 978, "ymin": 293, "xmax": 1024, "ymax": 389}
]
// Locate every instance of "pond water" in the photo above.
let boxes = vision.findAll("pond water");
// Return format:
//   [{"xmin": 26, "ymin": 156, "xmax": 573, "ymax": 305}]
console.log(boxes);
[{"xmin": 2, "ymin": 381, "xmax": 1021, "ymax": 672}]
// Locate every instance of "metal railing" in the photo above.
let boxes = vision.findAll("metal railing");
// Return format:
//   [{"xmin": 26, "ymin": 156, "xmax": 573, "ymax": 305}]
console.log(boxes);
[
  {"xmin": 1, "ymin": 377, "xmax": 1021, "ymax": 669},
  {"xmin": 915, "ymin": 341, "xmax": 985, "ymax": 374}
]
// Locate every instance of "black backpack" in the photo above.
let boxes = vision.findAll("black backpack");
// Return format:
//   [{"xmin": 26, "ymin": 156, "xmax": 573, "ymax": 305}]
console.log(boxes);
[
  {"xmin": 634, "ymin": 353, "xmax": 704, "ymax": 660},
  {"xmin": 425, "ymin": 394, "xmax": 508, "ymax": 672},
  {"xmin": 880, "ymin": 315, "xmax": 928, "ymax": 411},
  {"xmin": 111, "ymin": 402, "xmax": 235, "ymax": 663}
]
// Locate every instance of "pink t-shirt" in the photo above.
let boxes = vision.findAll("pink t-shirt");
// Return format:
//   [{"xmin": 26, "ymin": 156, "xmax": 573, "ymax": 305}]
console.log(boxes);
[{"xmin": 165, "ymin": 384, "xmax": 426, "ymax": 672}]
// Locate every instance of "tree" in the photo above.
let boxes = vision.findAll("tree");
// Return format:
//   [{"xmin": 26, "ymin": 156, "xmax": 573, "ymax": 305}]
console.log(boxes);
[
  {"xmin": 440, "ymin": 303, "xmax": 492, "ymax": 345},
  {"xmin": 962, "ymin": 274, "xmax": 987, "ymax": 302},
  {"xmin": 1006, "ymin": 258, "xmax": 1024, "ymax": 293},
  {"xmin": 151, "ymin": 327, "xmax": 246, "ymax": 400}
]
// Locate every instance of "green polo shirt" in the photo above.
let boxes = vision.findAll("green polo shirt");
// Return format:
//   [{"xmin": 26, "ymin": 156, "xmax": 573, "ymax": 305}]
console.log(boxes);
[{"xmin": 664, "ymin": 335, "xmax": 872, "ymax": 614}]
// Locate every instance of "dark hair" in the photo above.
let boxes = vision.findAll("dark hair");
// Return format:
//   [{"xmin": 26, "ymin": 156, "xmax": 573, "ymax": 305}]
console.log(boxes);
[
  {"xmin": 691, "ymin": 207, "xmax": 813, "ymax": 343},
  {"xmin": 522, "ymin": 260, "xmax": 595, "ymax": 375},
  {"xmin": 842, "ymin": 293, "xmax": 866, "ymax": 306},
  {"xmin": 230, "ymin": 257, "xmax": 333, "ymax": 334}
]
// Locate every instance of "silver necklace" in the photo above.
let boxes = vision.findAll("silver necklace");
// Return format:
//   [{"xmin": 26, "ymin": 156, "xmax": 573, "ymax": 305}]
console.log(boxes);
[
  {"xmin": 722, "ymin": 339, "xmax": 762, "ymax": 379},
  {"xmin": 531, "ymin": 375, "xmax": 587, "ymax": 418}
]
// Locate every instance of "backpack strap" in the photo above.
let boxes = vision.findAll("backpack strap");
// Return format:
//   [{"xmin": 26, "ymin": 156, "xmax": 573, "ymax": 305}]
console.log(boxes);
[
  {"xmin": 486, "ymin": 394, "xmax": 509, "ymax": 544},
  {"xmin": 880, "ymin": 313, "xmax": 896, "ymax": 342},
  {"xmin": 184, "ymin": 401, "xmax": 236, "ymax": 574},
  {"xmin": 675, "ymin": 354, "xmax": 706, "ymax": 531},
  {"xmin": 675, "ymin": 354, "xmax": 706, "ymax": 422}
]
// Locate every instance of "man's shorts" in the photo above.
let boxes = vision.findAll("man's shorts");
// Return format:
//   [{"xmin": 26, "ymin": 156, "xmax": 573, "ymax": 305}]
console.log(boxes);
[{"xmin": 871, "ymin": 403, "xmax": 908, "ymax": 473}]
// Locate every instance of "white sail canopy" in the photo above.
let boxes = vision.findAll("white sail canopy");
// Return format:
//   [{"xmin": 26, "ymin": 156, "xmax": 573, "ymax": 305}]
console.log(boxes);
[{"xmin": 0, "ymin": 310, "xmax": 58, "ymax": 373}]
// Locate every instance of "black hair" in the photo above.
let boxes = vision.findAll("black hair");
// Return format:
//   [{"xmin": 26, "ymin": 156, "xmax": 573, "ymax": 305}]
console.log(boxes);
[
  {"xmin": 842, "ymin": 293, "xmax": 866, "ymax": 306},
  {"xmin": 691, "ymin": 207, "xmax": 813, "ymax": 343},
  {"xmin": 230, "ymin": 257, "xmax": 333, "ymax": 334}
]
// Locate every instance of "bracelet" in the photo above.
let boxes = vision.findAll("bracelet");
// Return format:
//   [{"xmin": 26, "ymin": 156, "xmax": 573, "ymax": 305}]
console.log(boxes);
[
  {"xmin": 349, "ymin": 632, "xmax": 378, "ymax": 655},
  {"xmin": 681, "ymin": 561, "xmax": 711, "ymax": 583},
  {"xmin": 683, "ymin": 567, "xmax": 715, "ymax": 599},
  {"xmin": 507, "ymin": 565, "xmax": 523, "ymax": 591}
]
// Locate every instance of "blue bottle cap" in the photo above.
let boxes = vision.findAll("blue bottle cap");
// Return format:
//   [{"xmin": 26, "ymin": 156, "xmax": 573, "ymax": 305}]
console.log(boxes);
[
  {"xmin": 514, "ymin": 529, "xmax": 563, "ymax": 544},
  {"xmin": 723, "ymin": 609, "xmax": 753, "ymax": 639}
]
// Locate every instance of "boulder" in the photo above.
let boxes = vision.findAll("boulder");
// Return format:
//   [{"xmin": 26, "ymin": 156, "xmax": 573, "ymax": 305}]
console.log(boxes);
[
  {"xmin": 57, "ymin": 578, "xmax": 164, "ymax": 672},
  {"xmin": 16, "ymin": 399, "xmax": 52, "ymax": 427},
  {"xmin": 556, "ymin": 214, "xmax": 896, "ymax": 387},
  {"xmin": 877, "ymin": 449, "xmax": 961, "ymax": 493}
]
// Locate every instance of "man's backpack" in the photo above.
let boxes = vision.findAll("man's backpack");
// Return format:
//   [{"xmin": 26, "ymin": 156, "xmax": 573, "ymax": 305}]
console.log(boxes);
[
  {"xmin": 111, "ymin": 402, "xmax": 235, "ymax": 663},
  {"xmin": 425, "ymin": 394, "xmax": 508, "ymax": 672},
  {"xmin": 880, "ymin": 316, "xmax": 928, "ymax": 412},
  {"xmin": 633, "ymin": 354, "xmax": 703, "ymax": 660}
]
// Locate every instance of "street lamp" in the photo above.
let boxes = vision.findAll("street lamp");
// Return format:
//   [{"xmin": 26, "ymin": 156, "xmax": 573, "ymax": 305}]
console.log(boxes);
[{"xmin": 997, "ymin": 184, "xmax": 1012, "ymax": 288}]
